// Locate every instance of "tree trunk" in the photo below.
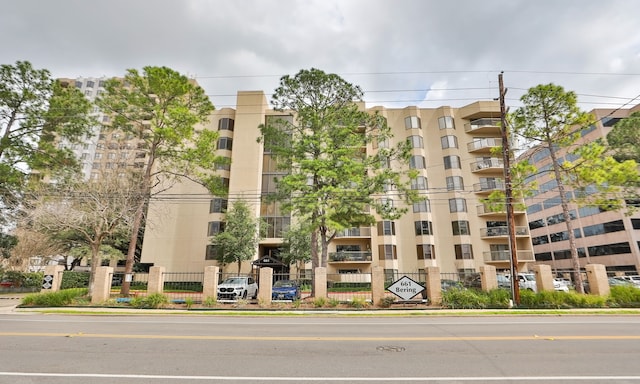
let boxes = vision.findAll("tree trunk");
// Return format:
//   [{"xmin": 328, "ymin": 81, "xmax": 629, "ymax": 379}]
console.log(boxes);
[
  {"xmin": 120, "ymin": 202, "xmax": 144, "ymax": 296},
  {"xmin": 88, "ymin": 241, "xmax": 101, "ymax": 297},
  {"xmin": 310, "ymin": 230, "xmax": 319, "ymax": 297},
  {"xmin": 550, "ymin": 148, "xmax": 585, "ymax": 294}
]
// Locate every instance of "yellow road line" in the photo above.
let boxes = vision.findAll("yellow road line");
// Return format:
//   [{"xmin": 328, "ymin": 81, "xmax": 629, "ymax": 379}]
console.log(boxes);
[{"xmin": 1, "ymin": 332, "xmax": 640, "ymax": 341}]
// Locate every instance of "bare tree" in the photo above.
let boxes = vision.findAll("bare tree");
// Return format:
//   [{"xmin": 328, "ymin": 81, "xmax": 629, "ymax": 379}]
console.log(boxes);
[
  {"xmin": 2, "ymin": 228, "xmax": 65, "ymax": 272},
  {"xmin": 26, "ymin": 173, "xmax": 142, "ymax": 295}
]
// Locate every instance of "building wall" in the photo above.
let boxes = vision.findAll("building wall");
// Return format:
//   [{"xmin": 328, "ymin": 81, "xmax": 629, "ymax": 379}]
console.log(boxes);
[
  {"xmin": 141, "ymin": 91, "xmax": 535, "ymax": 275},
  {"xmin": 525, "ymin": 105, "xmax": 640, "ymax": 275}
]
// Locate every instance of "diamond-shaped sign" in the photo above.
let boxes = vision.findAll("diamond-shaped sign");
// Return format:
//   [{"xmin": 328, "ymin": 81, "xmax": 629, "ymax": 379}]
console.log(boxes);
[
  {"xmin": 42, "ymin": 275, "xmax": 54, "ymax": 289},
  {"xmin": 386, "ymin": 276, "xmax": 425, "ymax": 301}
]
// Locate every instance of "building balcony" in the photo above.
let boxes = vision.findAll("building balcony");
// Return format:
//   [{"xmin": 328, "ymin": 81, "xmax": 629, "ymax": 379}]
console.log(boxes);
[
  {"xmin": 328, "ymin": 251, "xmax": 373, "ymax": 263},
  {"xmin": 480, "ymin": 226, "xmax": 529, "ymax": 238},
  {"xmin": 473, "ymin": 179, "xmax": 505, "ymax": 194},
  {"xmin": 476, "ymin": 203, "xmax": 526, "ymax": 217},
  {"xmin": 334, "ymin": 227, "xmax": 372, "ymax": 238},
  {"xmin": 470, "ymin": 158, "xmax": 504, "ymax": 173},
  {"xmin": 483, "ymin": 250, "xmax": 535, "ymax": 263},
  {"xmin": 464, "ymin": 118, "xmax": 502, "ymax": 134},
  {"xmin": 467, "ymin": 138, "xmax": 502, "ymax": 153}
]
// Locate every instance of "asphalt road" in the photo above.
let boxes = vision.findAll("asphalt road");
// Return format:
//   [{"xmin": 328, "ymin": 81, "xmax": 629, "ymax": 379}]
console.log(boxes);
[{"xmin": 1, "ymin": 311, "xmax": 640, "ymax": 383}]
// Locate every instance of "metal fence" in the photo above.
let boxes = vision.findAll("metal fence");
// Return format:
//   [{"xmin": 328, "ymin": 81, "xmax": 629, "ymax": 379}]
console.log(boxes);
[
  {"xmin": 326, "ymin": 273, "xmax": 373, "ymax": 303},
  {"xmin": 161, "ymin": 272, "xmax": 204, "ymax": 303}
]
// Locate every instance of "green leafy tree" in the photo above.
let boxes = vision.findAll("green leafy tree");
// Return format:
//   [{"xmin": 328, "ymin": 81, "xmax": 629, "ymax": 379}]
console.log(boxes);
[
  {"xmin": 97, "ymin": 66, "xmax": 224, "ymax": 295},
  {"xmin": 258, "ymin": 68, "xmax": 419, "ymax": 281},
  {"xmin": 279, "ymin": 222, "xmax": 313, "ymax": 280},
  {"xmin": 0, "ymin": 60, "xmax": 94, "ymax": 224},
  {"xmin": 26, "ymin": 173, "xmax": 142, "ymax": 295},
  {"xmin": 512, "ymin": 84, "xmax": 639, "ymax": 293},
  {"xmin": 607, "ymin": 111, "xmax": 640, "ymax": 162},
  {"xmin": 210, "ymin": 200, "xmax": 266, "ymax": 276}
]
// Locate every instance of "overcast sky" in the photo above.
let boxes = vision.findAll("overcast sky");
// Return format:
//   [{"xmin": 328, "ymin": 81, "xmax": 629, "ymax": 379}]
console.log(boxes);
[{"xmin": 2, "ymin": 0, "xmax": 639, "ymax": 112}]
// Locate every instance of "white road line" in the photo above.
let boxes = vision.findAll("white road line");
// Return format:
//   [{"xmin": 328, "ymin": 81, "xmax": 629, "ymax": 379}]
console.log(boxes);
[{"xmin": 2, "ymin": 372, "xmax": 640, "ymax": 381}]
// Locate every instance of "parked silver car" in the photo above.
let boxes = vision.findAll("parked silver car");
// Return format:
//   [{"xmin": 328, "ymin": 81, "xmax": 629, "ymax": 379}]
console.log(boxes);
[{"xmin": 217, "ymin": 276, "xmax": 258, "ymax": 300}]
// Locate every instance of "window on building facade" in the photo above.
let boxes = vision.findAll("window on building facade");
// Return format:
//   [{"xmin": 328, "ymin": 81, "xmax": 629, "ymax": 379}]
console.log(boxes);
[
  {"xmin": 263, "ymin": 217, "xmax": 290, "ymax": 238},
  {"xmin": 411, "ymin": 176, "xmax": 428, "ymax": 190},
  {"xmin": 94, "ymin": 153, "xmax": 102, "ymax": 159},
  {"xmin": 407, "ymin": 135, "xmax": 423, "ymax": 148},
  {"xmin": 446, "ymin": 176, "xmax": 464, "ymax": 191},
  {"xmin": 404, "ymin": 116, "xmax": 421, "ymax": 129},
  {"xmin": 583, "ymin": 220, "xmax": 625, "ymax": 237},
  {"xmin": 209, "ymin": 198, "xmax": 228, "ymax": 213},
  {"xmin": 217, "ymin": 137, "xmax": 233, "ymax": 151},
  {"xmin": 443, "ymin": 155, "xmax": 461, "ymax": 169},
  {"xmin": 438, "ymin": 116, "xmax": 455, "ymax": 129},
  {"xmin": 207, "ymin": 221, "xmax": 225, "ymax": 236},
  {"xmin": 454, "ymin": 244, "xmax": 473, "ymax": 259},
  {"xmin": 535, "ymin": 252, "xmax": 553, "ymax": 261},
  {"xmin": 205, "ymin": 244, "xmax": 221, "ymax": 260},
  {"xmin": 92, "ymin": 163, "xmax": 101, "ymax": 169},
  {"xmin": 413, "ymin": 199, "xmax": 430, "ymax": 213},
  {"xmin": 414, "ymin": 220, "xmax": 433, "ymax": 236},
  {"xmin": 588, "ymin": 242, "xmax": 631, "ymax": 257},
  {"xmin": 409, "ymin": 155, "xmax": 426, "ymax": 169},
  {"xmin": 528, "ymin": 219, "xmax": 546, "ymax": 230},
  {"xmin": 532, "ymin": 235, "xmax": 549, "ymax": 245},
  {"xmin": 452, "ymin": 220, "xmax": 470, "ymax": 235},
  {"xmin": 218, "ymin": 118, "xmax": 235, "ymax": 131},
  {"xmin": 378, "ymin": 244, "xmax": 397, "ymax": 260},
  {"xmin": 440, "ymin": 135, "xmax": 458, "ymax": 149},
  {"xmin": 417, "ymin": 244, "xmax": 435, "ymax": 259},
  {"xmin": 449, "ymin": 198, "xmax": 467, "ymax": 213},
  {"xmin": 377, "ymin": 221, "xmax": 396, "ymax": 236}
]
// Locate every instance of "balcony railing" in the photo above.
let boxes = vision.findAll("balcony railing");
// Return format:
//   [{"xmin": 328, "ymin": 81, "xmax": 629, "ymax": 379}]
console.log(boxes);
[
  {"xmin": 470, "ymin": 158, "xmax": 504, "ymax": 173},
  {"xmin": 473, "ymin": 179, "xmax": 505, "ymax": 193},
  {"xmin": 464, "ymin": 118, "xmax": 501, "ymax": 133},
  {"xmin": 335, "ymin": 227, "xmax": 372, "ymax": 237},
  {"xmin": 483, "ymin": 250, "xmax": 535, "ymax": 263},
  {"xmin": 467, "ymin": 138, "xmax": 502, "ymax": 153},
  {"xmin": 480, "ymin": 226, "xmax": 529, "ymax": 237},
  {"xmin": 328, "ymin": 251, "xmax": 373, "ymax": 262},
  {"xmin": 476, "ymin": 203, "xmax": 525, "ymax": 216}
]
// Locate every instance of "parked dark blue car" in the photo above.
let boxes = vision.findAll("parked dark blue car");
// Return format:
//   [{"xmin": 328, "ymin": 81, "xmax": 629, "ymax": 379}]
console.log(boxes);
[{"xmin": 272, "ymin": 280, "xmax": 300, "ymax": 301}]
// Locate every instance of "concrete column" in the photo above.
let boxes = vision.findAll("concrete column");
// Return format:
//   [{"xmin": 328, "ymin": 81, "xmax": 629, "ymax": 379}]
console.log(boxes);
[
  {"xmin": 370, "ymin": 266, "xmax": 385, "ymax": 306},
  {"xmin": 258, "ymin": 267, "xmax": 273, "ymax": 304},
  {"xmin": 202, "ymin": 266, "xmax": 219, "ymax": 301},
  {"xmin": 91, "ymin": 266, "xmax": 113, "ymax": 304},
  {"xmin": 314, "ymin": 267, "xmax": 327, "ymax": 299},
  {"xmin": 586, "ymin": 264, "xmax": 609, "ymax": 296},
  {"xmin": 480, "ymin": 265, "xmax": 497, "ymax": 291},
  {"xmin": 41, "ymin": 265, "xmax": 65, "ymax": 293},
  {"xmin": 147, "ymin": 266, "xmax": 165, "ymax": 295},
  {"xmin": 532, "ymin": 264, "xmax": 555, "ymax": 292},
  {"xmin": 425, "ymin": 266, "xmax": 441, "ymax": 306}
]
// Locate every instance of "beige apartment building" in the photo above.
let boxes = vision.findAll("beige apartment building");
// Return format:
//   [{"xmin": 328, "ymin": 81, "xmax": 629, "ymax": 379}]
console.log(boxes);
[
  {"xmin": 524, "ymin": 104, "xmax": 640, "ymax": 276},
  {"xmin": 140, "ymin": 91, "xmax": 535, "ymax": 277}
]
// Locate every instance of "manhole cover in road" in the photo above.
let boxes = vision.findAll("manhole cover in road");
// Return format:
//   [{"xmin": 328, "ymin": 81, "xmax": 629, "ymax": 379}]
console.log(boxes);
[{"xmin": 376, "ymin": 345, "xmax": 406, "ymax": 352}]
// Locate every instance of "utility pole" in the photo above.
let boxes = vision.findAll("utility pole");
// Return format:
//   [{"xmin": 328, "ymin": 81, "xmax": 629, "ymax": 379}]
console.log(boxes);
[{"xmin": 499, "ymin": 72, "xmax": 520, "ymax": 305}]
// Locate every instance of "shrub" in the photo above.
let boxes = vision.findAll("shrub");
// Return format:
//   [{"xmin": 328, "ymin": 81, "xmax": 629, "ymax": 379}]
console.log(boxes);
[
  {"xmin": 184, "ymin": 297, "xmax": 194, "ymax": 309},
  {"xmin": 203, "ymin": 296, "xmax": 217, "ymax": 307},
  {"xmin": 608, "ymin": 286, "xmax": 640, "ymax": 308},
  {"xmin": 442, "ymin": 288, "xmax": 488, "ymax": 309},
  {"xmin": 130, "ymin": 293, "xmax": 169, "ymax": 309},
  {"xmin": 349, "ymin": 296, "xmax": 369, "ymax": 309},
  {"xmin": 60, "ymin": 271, "xmax": 90, "ymax": 289},
  {"xmin": 21, "ymin": 288, "xmax": 88, "ymax": 307},
  {"xmin": 485, "ymin": 289, "xmax": 511, "ymax": 309},
  {"xmin": 327, "ymin": 298, "xmax": 340, "ymax": 308},
  {"xmin": 378, "ymin": 296, "xmax": 396, "ymax": 308},
  {"xmin": 313, "ymin": 297, "xmax": 327, "ymax": 308}
]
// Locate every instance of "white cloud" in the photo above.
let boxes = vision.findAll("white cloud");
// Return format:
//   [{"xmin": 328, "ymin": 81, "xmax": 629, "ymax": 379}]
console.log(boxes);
[{"xmin": 1, "ymin": 0, "xmax": 639, "ymax": 111}]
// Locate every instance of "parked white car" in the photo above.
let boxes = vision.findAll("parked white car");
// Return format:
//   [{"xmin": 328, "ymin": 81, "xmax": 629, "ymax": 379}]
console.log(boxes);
[
  {"xmin": 217, "ymin": 276, "xmax": 258, "ymax": 300},
  {"xmin": 508, "ymin": 273, "xmax": 570, "ymax": 292}
]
